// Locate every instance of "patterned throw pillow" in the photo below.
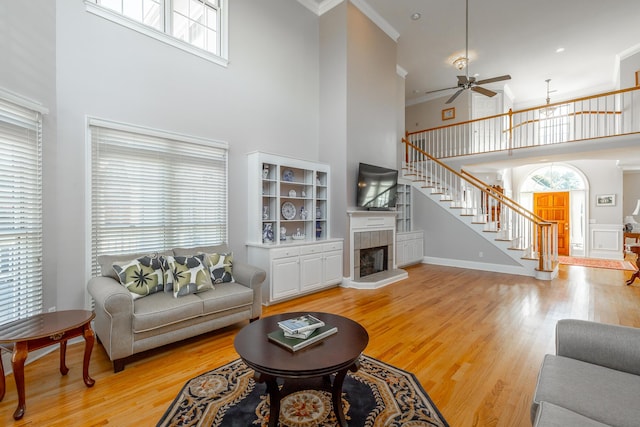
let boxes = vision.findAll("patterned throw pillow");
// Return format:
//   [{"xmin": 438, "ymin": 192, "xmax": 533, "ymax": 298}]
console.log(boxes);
[
  {"xmin": 201, "ymin": 252, "xmax": 235, "ymax": 284},
  {"xmin": 112, "ymin": 254, "xmax": 164, "ymax": 299},
  {"xmin": 165, "ymin": 255, "xmax": 214, "ymax": 298}
]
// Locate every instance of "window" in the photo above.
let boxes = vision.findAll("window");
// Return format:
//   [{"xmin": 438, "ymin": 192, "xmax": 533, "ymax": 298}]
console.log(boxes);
[
  {"xmin": 89, "ymin": 119, "xmax": 228, "ymax": 277},
  {"xmin": 0, "ymin": 97, "xmax": 44, "ymax": 325},
  {"xmin": 85, "ymin": 0, "xmax": 227, "ymax": 66}
]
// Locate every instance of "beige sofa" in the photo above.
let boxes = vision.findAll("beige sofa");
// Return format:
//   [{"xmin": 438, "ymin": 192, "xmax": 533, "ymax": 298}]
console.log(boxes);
[{"xmin": 88, "ymin": 244, "xmax": 265, "ymax": 372}]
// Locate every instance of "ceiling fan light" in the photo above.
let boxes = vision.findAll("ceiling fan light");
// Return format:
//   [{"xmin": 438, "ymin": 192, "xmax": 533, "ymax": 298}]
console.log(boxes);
[{"xmin": 453, "ymin": 57, "xmax": 468, "ymax": 70}]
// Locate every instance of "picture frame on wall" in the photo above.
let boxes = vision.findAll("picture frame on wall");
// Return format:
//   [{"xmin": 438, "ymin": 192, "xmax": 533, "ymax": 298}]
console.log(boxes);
[
  {"xmin": 442, "ymin": 107, "xmax": 455, "ymax": 121},
  {"xmin": 596, "ymin": 194, "xmax": 616, "ymax": 207}
]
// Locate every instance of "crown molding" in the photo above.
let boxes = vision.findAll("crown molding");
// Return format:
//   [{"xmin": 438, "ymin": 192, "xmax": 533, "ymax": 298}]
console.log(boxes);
[
  {"xmin": 396, "ymin": 65, "xmax": 408, "ymax": 79},
  {"xmin": 296, "ymin": 0, "xmax": 399, "ymax": 43},
  {"xmin": 349, "ymin": 0, "xmax": 399, "ymax": 42},
  {"xmin": 296, "ymin": 0, "xmax": 344, "ymax": 16}
]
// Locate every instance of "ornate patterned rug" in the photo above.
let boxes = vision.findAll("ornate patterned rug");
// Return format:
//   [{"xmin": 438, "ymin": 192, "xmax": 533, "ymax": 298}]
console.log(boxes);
[
  {"xmin": 558, "ymin": 256, "xmax": 637, "ymax": 271},
  {"xmin": 157, "ymin": 354, "xmax": 448, "ymax": 427}
]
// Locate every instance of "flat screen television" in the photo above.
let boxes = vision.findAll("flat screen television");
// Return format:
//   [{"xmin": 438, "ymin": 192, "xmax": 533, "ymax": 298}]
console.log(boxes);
[{"xmin": 356, "ymin": 163, "xmax": 398, "ymax": 210}]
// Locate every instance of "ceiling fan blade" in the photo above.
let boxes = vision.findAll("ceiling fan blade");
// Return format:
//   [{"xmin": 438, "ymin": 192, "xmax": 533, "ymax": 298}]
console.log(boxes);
[
  {"xmin": 425, "ymin": 86, "xmax": 459, "ymax": 95},
  {"xmin": 457, "ymin": 75, "xmax": 469, "ymax": 86},
  {"xmin": 446, "ymin": 89, "xmax": 465, "ymax": 104},
  {"xmin": 471, "ymin": 86, "xmax": 497, "ymax": 97},
  {"xmin": 475, "ymin": 74, "xmax": 511, "ymax": 85}
]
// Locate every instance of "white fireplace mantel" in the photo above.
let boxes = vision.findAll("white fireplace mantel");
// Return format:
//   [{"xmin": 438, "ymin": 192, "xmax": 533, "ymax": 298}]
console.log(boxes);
[{"xmin": 344, "ymin": 210, "xmax": 408, "ymax": 289}]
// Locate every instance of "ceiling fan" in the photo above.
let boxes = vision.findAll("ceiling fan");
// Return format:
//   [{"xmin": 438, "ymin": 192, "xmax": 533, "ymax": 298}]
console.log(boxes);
[{"xmin": 426, "ymin": 0, "xmax": 511, "ymax": 104}]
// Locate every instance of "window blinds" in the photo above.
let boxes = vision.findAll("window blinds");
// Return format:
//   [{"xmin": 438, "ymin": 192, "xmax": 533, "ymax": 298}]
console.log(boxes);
[
  {"xmin": 89, "ymin": 120, "xmax": 228, "ymax": 278},
  {"xmin": 0, "ymin": 98, "xmax": 43, "ymax": 325}
]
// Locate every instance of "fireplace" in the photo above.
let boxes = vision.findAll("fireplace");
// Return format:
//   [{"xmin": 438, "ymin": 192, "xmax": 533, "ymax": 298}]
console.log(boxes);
[
  {"xmin": 359, "ymin": 246, "xmax": 388, "ymax": 278},
  {"xmin": 347, "ymin": 210, "xmax": 407, "ymax": 289},
  {"xmin": 353, "ymin": 229, "xmax": 394, "ymax": 279}
]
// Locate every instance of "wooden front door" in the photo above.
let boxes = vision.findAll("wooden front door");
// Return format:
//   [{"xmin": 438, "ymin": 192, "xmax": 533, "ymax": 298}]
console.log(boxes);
[{"xmin": 534, "ymin": 191, "xmax": 570, "ymax": 256}]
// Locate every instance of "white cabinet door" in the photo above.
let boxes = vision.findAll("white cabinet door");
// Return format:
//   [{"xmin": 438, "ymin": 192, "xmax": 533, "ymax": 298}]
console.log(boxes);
[
  {"xmin": 271, "ymin": 257, "xmax": 300, "ymax": 300},
  {"xmin": 412, "ymin": 237, "xmax": 424, "ymax": 261},
  {"xmin": 323, "ymin": 250, "xmax": 343, "ymax": 285},
  {"xmin": 300, "ymin": 254, "xmax": 323, "ymax": 291},
  {"xmin": 396, "ymin": 240, "xmax": 408, "ymax": 267}
]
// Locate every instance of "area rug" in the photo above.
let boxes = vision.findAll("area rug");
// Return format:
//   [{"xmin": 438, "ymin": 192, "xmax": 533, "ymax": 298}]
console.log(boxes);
[
  {"xmin": 558, "ymin": 256, "xmax": 637, "ymax": 271},
  {"xmin": 157, "ymin": 354, "xmax": 449, "ymax": 427}
]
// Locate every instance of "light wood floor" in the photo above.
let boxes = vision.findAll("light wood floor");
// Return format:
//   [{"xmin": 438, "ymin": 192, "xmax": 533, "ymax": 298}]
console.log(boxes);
[{"xmin": 2, "ymin": 262, "xmax": 640, "ymax": 426}]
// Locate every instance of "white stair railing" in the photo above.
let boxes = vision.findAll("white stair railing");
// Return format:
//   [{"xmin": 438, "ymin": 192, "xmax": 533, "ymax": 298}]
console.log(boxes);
[{"xmin": 403, "ymin": 138, "xmax": 558, "ymax": 272}]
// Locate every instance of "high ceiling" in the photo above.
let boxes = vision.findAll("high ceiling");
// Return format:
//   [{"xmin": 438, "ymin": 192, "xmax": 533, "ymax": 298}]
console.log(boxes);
[{"xmin": 303, "ymin": 0, "xmax": 640, "ymax": 109}]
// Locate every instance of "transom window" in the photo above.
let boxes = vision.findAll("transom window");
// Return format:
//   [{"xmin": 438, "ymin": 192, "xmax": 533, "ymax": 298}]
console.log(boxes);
[{"xmin": 86, "ymin": 0, "xmax": 227, "ymax": 65}]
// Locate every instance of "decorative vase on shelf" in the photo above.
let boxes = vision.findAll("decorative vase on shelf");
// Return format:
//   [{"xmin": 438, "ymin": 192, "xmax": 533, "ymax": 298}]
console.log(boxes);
[
  {"xmin": 300, "ymin": 207, "xmax": 308, "ymax": 220},
  {"xmin": 262, "ymin": 166, "xmax": 269, "ymax": 179},
  {"xmin": 280, "ymin": 226, "xmax": 287, "ymax": 241},
  {"xmin": 316, "ymin": 221, "xmax": 322, "ymax": 238},
  {"xmin": 262, "ymin": 223, "xmax": 274, "ymax": 243},
  {"xmin": 316, "ymin": 206, "xmax": 322, "ymax": 219},
  {"xmin": 262, "ymin": 206, "xmax": 269, "ymax": 220}
]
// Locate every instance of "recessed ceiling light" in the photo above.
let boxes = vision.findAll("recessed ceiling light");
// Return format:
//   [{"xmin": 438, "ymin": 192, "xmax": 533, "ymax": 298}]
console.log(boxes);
[
  {"xmin": 556, "ymin": 47, "xmax": 565, "ymax": 53},
  {"xmin": 411, "ymin": 12, "xmax": 421, "ymax": 20}
]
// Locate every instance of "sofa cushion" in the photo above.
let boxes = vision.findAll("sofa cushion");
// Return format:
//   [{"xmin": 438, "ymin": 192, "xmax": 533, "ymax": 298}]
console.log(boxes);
[
  {"xmin": 534, "ymin": 401, "xmax": 611, "ymax": 427},
  {"xmin": 98, "ymin": 250, "xmax": 173, "ymax": 280},
  {"xmin": 165, "ymin": 255, "xmax": 214, "ymax": 298},
  {"xmin": 533, "ymin": 354, "xmax": 640, "ymax": 427},
  {"xmin": 201, "ymin": 252, "xmax": 235, "ymax": 284},
  {"xmin": 132, "ymin": 292, "xmax": 203, "ymax": 333},
  {"xmin": 111, "ymin": 254, "xmax": 165, "ymax": 299},
  {"xmin": 196, "ymin": 282, "xmax": 253, "ymax": 315}
]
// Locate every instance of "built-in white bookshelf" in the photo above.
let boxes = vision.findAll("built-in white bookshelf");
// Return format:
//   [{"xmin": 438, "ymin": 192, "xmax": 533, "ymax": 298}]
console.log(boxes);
[
  {"xmin": 396, "ymin": 181, "xmax": 412, "ymax": 232},
  {"xmin": 247, "ymin": 152, "xmax": 330, "ymax": 245}
]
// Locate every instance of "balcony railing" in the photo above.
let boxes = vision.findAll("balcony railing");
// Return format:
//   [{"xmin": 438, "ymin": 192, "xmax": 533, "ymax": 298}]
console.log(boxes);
[{"xmin": 407, "ymin": 86, "xmax": 640, "ymax": 159}]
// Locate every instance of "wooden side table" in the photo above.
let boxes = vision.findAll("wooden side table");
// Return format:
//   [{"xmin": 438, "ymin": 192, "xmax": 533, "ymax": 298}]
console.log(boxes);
[
  {"xmin": 626, "ymin": 245, "xmax": 640, "ymax": 286},
  {"xmin": 0, "ymin": 310, "xmax": 96, "ymax": 420}
]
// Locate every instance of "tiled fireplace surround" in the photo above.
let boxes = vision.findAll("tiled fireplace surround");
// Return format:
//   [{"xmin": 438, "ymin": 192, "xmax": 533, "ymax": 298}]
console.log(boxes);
[
  {"xmin": 345, "ymin": 210, "xmax": 408, "ymax": 289},
  {"xmin": 353, "ymin": 230, "xmax": 394, "ymax": 279}
]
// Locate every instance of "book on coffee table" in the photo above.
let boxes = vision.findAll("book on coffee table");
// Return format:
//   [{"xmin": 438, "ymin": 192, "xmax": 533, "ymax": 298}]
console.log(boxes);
[
  {"xmin": 277, "ymin": 314, "xmax": 325, "ymax": 334},
  {"xmin": 268, "ymin": 324, "xmax": 338, "ymax": 352}
]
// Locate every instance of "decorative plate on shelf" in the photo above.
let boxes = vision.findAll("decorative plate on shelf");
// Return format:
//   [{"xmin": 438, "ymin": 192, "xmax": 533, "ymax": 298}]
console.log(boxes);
[
  {"xmin": 281, "ymin": 202, "xmax": 296, "ymax": 220},
  {"xmin": 282, "ymin": 169, "xmax": 294, "ymax": 182}
]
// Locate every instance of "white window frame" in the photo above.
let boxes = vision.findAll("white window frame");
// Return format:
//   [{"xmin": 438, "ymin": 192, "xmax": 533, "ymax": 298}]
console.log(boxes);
[
  {"xmin": 85, "ymin": 0, "xmax": 228, "ymax": 67},
  {"xmin": 87, "ymin": 118, "xmax": 229, "ymax": 279},
  {"xmin": 0, "ymin": 90, "xmax": 47, "ymax": 326}
]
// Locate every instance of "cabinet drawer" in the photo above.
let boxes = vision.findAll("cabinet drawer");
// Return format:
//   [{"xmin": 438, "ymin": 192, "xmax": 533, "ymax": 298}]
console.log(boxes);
[
  {"xmin": 271, "ymin": 247, "xmax": 300, "ymax": 259},
  {"xmin": 299, "ymin": 244, "xmax": 323, "ymax": 255},
  {"xmin": 323, "ymin": 241, "xmax": 343, "ymax": 252}
]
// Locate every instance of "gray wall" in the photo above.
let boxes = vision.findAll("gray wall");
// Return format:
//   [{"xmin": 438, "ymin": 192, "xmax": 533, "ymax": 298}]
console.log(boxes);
[
  {"xmin": 2, "ymin": 0, "xmax": 402, "ymax": 311},
  {"xmin": 320, "ymin": 3, "xmax": 400, "ymax": 273},
  {"xmin": 0, "ymin": 0, "xmax": 58, "ymax": 311}
]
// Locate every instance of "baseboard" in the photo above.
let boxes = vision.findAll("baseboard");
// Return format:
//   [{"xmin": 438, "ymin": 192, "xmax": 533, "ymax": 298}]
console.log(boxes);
[{"xmin": 422, "ymin": 256, "xmax": 533, "ymax": 277}]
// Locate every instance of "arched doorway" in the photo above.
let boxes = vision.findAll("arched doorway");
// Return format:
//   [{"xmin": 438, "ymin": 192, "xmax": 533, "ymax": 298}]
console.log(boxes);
[{"xmin": 519, "ymin": 164, "xmax": 588, "ymax": 257}]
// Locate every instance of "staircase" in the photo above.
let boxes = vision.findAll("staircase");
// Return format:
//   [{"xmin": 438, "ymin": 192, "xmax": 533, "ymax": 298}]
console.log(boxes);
[{"xmin": 402, "ymin": 139, "xmax": 558, "ymax": 280}]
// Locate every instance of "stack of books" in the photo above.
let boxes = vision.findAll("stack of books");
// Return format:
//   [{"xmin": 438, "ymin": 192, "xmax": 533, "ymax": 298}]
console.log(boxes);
[{"xmin": 268, "ymin": 314, "xmax": 338, "ymax": 352}]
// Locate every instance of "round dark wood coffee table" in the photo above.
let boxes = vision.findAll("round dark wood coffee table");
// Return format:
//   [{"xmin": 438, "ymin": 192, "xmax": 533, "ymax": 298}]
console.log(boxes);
[{"xmin": 234, "ymin": 312, "xmax": 368, "ymax": 427}]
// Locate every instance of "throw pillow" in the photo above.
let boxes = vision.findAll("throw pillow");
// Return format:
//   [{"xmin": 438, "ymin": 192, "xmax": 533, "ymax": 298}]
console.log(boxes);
[
  {"xmin": 201, "ymin": 252, "xmax": 235, "ymax": 284},
  {"xmin": 165, "ymin": 255, "xmax": 214, "ymax": 298},
  {"xmin": 112, "ymin": 254, "xmax": 164, "ymax": 299}
]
